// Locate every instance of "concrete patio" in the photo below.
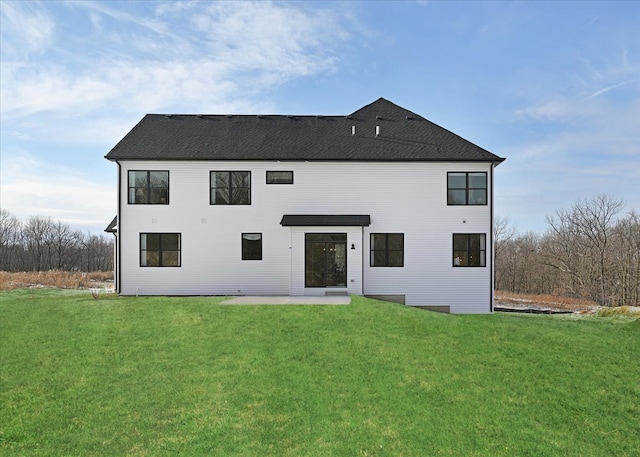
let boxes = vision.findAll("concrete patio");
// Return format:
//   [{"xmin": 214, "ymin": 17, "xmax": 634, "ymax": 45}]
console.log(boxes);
[{"xmin": 220, "ymin": 295, "xmax": 351, "ymax": 305}]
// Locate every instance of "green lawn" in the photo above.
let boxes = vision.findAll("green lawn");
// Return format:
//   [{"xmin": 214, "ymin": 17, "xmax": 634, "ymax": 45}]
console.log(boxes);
[{"xmin": 1, "ymin": 289, "xmax": 638, "ymax": 457}]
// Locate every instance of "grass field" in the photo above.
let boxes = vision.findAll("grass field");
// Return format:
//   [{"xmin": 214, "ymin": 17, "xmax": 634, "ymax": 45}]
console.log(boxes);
[{"xmin": 1, "ymin": 289, "xmax": 638, "ymax": 456}]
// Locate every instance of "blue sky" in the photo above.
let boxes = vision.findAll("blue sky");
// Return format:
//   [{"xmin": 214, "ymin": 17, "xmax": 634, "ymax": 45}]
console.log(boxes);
[{"xmin": 1, "ymin": 0, "xmax": 638, "ymax": 234}]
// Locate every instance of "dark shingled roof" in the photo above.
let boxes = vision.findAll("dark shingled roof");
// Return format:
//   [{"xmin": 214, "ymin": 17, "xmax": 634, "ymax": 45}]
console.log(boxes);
[
  {"xmin": 280, "ymin": 215, "xmax": 371, "ymax": 227},
  {"xmin": 105, "ymin": 98, "xmax": 504, "ymax": 163}
]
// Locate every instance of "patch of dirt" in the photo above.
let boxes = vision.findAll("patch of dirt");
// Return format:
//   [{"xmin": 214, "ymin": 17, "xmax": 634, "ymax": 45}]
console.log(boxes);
[
  {"xmin": 494, "ymin": 291, "xmax": 600, "ymax": 315},
  {"xmin": 0, "ymin": 271, "xmax": 114, "ymax": 291}
]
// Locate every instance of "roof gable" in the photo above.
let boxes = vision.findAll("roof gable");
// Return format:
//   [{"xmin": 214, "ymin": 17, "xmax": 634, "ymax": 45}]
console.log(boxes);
[
  {"xmin": 105, "ymin": 98, "xmax": 504, "ymax": 163},
  {"xmin": 350, "ymin": 97, "xmax": 426, "ymax": 121}
]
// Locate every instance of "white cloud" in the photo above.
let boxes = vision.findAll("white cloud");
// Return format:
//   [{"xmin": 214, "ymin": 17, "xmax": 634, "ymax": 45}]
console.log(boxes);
[
  {"xmin": 0, "ymin": 153, "xmax": 115, "ymax": 231},
  {"xmin": 0, "ymin": 1, "xmax": 55, "ymax": 57},
  {"xmin": 585, "ymin": 78, "xmax": 638, "ymax": 99},
  {"xmin": 1, "ymin": 2, "xmax": 354, "ymax": 115}
]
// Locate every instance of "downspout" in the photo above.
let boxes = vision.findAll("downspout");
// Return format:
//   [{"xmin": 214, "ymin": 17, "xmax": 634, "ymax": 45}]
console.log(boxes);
[
  {"xmin": 489, "ymin": 162, "xmax": 495, "ymax": 312},
  {"xmin": 361, "ymin": 225, "xmax": 365, "ymax": 296},
  {"xmin": 116, "ymin": 161, "xmax": 122, "ymax": 294}
]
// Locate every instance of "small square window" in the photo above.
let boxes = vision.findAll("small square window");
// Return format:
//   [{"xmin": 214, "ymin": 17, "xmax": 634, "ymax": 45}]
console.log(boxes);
[
  {"xmin": 128, "ymin": 171, "xmax": 169, "ymax": 204},
  {"xmin": 211, "ymin": 171, "xmax": 251, "ymax": 205},
  {"xmin": 140, "ymin": 233, "xmax": 181, "ymax": 267},
  {"xmin": 370, "ymin": 233, "xmax": 404, "ymax": 267},
  {"xmin": 266, "ymin": 171, "xmax": 293, "ymax": 184},
  {"xmin": 447, "ymin": 172, "xmax": 487, "ymax": 205},
  {"xmin": 453, "ymin": 234, "xmax": 486, "ymax": 267}
]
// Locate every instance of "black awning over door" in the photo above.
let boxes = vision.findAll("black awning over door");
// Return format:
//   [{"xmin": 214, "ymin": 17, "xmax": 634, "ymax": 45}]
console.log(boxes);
[{"xmin": 280, "ymin": 215, "xmax": 371, "ymax": 227}]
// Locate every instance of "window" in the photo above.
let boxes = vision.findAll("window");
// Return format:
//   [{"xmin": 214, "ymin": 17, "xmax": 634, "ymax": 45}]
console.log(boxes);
[
  {"xmin": 453, "ymin": 234, "xmax": 486, "ymax": 267},
  {"xmin": 140, "ymin": 233, "xmax": 181, "ymax": 267},
  {"xmin": 242, "ymin": 233, "xmax": 262, "ymax": 260},
  {"xmin": 370, "ymin": 233, "xmax": 404, "ymax": 267},
  {"xmin": 128, "ymin": 171, "xmax": 169, "ymax": 204},
  {"xmin": 210, "ymin": 171, "xmax": 251, "ymax": 205},
  {"xmin": 266, "ymin": 171, "xmax": 293, "ymax": 184},
  {"xmin": 447, "ymin": 172, "xmax": 487, "ymax": 205}
]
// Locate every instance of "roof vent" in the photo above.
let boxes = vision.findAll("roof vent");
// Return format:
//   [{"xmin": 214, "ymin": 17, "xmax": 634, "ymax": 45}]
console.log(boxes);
[
  {"xmin": 286, "ymin": 115, "xmax": 295, "ymax": 119},
  {"xmin": 405, "ymin": 115, "xmax": 413, "ymax": 120},
  {"xmin": 226, "ymin": 114, "xmax": 233, "ymax": 118},
  {"xmin": 376, "ymin": 116, "xmax": 383, "ymax": 120},
  {"xmin": 346, "ymin": 115, "xmax": 353, "ymax": 119},
  {"xmin": 257, "ymin": 115, "xmax": 264, "ymax": 119},
  {"xmin": 164, "ymin": 115, "xmax": 174, "ymax": 119},
  {"xmin": 316, "ymin": 115, "xmax": 325, "ymax": 119},
  {"xmin": 196, "ymin": 114, "xmax": 204, "ymax": 119},
  {"xmin": 376, "ymin": 125, "xmax": 380, "ymax": 136}
]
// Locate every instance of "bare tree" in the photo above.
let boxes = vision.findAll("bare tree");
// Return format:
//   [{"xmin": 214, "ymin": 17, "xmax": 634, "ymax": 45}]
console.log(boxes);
[
  {"xmin": 494, "ymin": 215, "xmax": 516, "ymax": 258},
  {"xmin": 22, "ymin": 216, "xmax": 56, "ymax": 271},
  {"xmin": 497, "ymin": 195, "xmax": 630, "ymax": 306},
  {"xmin": 0, "ymin": 209, "xmax": 113, "ymax": 273},
  {"xmin": 610, "ymin": 211, "xmax": 640, "ymax": 306},
  {"xmin": 51, "ymin": 221, "xmax": 82, "ymax": 270},
  {"xmin": 0, "ymin": 209, "xmax": 23, "ymax": 270},
  {"xmin": 568, "ymin": 195, "xmax": 624, "ymax": 305}
]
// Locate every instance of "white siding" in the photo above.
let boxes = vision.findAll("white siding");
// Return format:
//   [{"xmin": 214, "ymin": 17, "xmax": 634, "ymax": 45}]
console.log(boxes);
[{"xmin": 117, "ymin": 160, "xmax": 495, "ymax": 313}]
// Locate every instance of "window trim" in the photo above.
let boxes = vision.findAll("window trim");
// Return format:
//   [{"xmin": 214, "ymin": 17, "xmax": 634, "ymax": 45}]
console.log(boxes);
[
  {"xmin": 452, "ymin": 233, "xmax": 486, "ymax": 267},
  {"xmin": 128, "ymin": 170, "xmax": 169, "ymax": 205},
  {"xmin": 241, "ymin": 233, "xmax": 263, "ymax": 261},
  {"xmin": 447, "ymin": 172, "xmax": 487, "ymax": 206},
  {"xmin": 266, "ymin": 170, "xmax": 294, "ymax": 184},
  {"xmin": 210, "ymin": 171, "xmax": 251, "ymax": 205},
  {"xmin": 140, "ymin": 233, "xmax": 181, "ymax": 267},
  {"xmin": 370, "ymin": 233, "xmax": 404, "ymax": 267}
]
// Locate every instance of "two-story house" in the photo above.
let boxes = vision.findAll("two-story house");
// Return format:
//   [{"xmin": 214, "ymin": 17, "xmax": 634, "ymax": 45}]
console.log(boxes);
[{"xmin": 105, "ymin": 98, "xmax": 505, "ymax": 313}]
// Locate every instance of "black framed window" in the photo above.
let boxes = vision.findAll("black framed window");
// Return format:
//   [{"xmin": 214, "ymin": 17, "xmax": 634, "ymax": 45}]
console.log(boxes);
[
  {"xmin": 453, "ymin": 234, "xmax": 486, "ymax": 267},
  {"xmin": 210, "ymin": 171, "xmax": 251, "ymax": 205},
  {"xmin": 266, "ymin": 171, "xmax": 293, "ymax": 184},
  {"xmin": 370, "ymin": 233, "xmax": 404, "ymax": 267},
  {"xmin": 447, "ymin": 172, "xmax": 487, "ymax": 205},
  {"xmin": 242, "ymin": 233, "xmax": 262, "ymax": 260},
  {"xmin": 128, "ymin": 171, "xmax": 169, "ymax": 204},
  {"xmin": 140, "ymin": 233, "xmax": 181, "ymax": 267}
]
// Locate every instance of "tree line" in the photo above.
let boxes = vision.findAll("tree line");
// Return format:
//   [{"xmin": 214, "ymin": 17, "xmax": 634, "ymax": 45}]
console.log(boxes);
[
  {"xmin": 495, "ymin": 195, "xmax": 640, "ymax": 307},
  {"xmin": 0, "ymin": 209, "xmax": 114, "ymax": 272},
  {"xmin": 3, "ymin": 195, "xmax": 638, "ymax": 306}
]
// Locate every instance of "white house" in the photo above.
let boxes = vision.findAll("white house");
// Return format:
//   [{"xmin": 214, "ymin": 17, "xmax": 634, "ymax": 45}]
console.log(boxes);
[{"xmin": 105, "ymin": 98, "xmax": 505, "ymax": 313}]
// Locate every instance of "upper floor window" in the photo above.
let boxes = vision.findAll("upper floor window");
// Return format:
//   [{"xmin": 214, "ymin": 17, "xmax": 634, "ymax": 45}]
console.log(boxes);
[
  {"xmin": 453, "ymin": 233, "xmax": 486, "ymax": 267},
  {"xmin": 447, "ymin": 172, "xmax": 487, "ymax": 205},
  {"xmin": 370, "ymin": 233, "xmax": 404, "ymax": 267},
  {"xmin": 242, "ymin": 233, "xmax": 262, "ymax": 260},
  {"xmin": 128, "ymin": 171, "xmax": 169, "ymax": 204},
  {"xmin": 210, "ymin": 171, "xmax": 251, "ymax": 205},
  {"xmin": 266, "ymin": 171, "xmax": 294, "ymax": 184},
  {"xmin": 140, "ymin": 233, "xmax": 181, "ymax": 267}
]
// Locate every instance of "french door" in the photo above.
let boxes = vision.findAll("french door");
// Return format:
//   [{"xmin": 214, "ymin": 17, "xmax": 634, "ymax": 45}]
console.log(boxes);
[{"xmin": 305, "ymin": 233, "xmax": 347, "ymax": 287}]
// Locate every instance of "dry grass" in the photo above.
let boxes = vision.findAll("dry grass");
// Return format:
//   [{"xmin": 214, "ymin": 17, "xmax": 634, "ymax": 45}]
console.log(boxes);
[
  {"xmin": 0, "ymin": 270, "xmax": 113, "ymax": 291},
  {"xmin": 494, "ymin": 290, "xmax": 599, "ymax": 311},
  {"xmin": 595, "ymin": 306, "xmax": 640, "ymax": 318}
]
